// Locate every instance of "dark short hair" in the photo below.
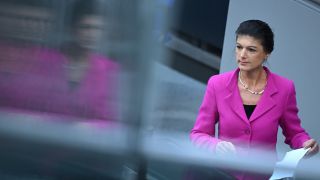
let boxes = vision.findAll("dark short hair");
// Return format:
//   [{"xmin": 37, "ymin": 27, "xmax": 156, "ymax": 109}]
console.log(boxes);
[
  {"xmin": 236, "ymin": 20, "xmax": 274, "ymax": 54},
  {"xmin": 70, "ymin": 0, "xmax": 105, "ymax": 26}
]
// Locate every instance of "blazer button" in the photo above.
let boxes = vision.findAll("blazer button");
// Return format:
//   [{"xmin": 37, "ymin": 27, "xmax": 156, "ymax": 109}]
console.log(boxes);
[{"xmin": 245, "ymin": 129, "xmax": 251, "ymax": 135}]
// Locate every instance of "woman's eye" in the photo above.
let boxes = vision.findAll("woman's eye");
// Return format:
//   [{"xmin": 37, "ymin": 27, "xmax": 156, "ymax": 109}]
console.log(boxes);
[
  {"xmin": 248, "ymin": 48, "xmax": 256, "ymax": 52},
  {"xmin": 236, "ymin": 45, "xmax": 242, "ymax": 50}
]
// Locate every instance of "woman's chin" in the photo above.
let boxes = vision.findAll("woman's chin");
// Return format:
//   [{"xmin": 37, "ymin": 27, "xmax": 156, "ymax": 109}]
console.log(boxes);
[{"xmin": 238, "ymin": 65, "xmax": 251, "ymax": 71}]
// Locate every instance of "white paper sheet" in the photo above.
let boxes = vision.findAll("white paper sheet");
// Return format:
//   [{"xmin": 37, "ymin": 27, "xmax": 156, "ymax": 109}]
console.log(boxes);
[{"xmin": 269, "ymin": 148, "xmax": 310, "ymax": 180}]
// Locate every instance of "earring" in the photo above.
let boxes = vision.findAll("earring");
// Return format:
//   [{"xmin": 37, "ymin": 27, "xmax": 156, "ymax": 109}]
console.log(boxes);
[{"xmin": 262, "ymin": 58, "xmax": 267, "ymax": 66}]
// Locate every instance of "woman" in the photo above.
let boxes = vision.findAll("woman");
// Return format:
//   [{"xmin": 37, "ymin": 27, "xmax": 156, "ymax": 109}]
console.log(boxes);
[
  {"xmin": 49, "ymin": 0, "xmax": 119, "ymax": 120},
  {"xmin": 190, "ymin": 20, "xmax": 318, "ymax": 179}
]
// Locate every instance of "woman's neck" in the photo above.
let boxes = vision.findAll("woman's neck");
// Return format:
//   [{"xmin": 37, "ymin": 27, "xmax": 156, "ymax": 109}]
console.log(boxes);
[
  {"xmin": 63, "ymin": 42, "xmax": 90, "ymax": 62},
  {"xmin": 240, "ymin": 67, "xmax": 266, "ymax": 87}
]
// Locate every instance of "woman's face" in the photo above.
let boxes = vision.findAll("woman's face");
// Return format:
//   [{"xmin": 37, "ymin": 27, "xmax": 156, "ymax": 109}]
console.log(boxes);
[
  {"xmin": 74, "ymin": 15, "xmax": 104, "ymax": 50},
  {"xmin": 235, "ymin": 35, "xmax": 268, "ymax": 72}
]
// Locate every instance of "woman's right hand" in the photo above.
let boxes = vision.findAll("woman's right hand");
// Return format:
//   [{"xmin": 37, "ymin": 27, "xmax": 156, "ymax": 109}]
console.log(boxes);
[{"xmin": 216, "ymin": 141, "xmax": 237, "ymax": 155}]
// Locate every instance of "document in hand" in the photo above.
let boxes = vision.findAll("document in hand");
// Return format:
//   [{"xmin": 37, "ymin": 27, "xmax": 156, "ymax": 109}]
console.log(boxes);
[{"xmin": 269, "ymin": 148, "xmax": 310, "ymax": 180}]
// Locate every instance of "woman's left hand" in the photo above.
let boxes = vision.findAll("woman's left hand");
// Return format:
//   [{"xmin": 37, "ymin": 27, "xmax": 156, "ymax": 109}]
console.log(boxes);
[{"xmin": 303, "ymin": 139, "xmax": 319, "ymax": 157}]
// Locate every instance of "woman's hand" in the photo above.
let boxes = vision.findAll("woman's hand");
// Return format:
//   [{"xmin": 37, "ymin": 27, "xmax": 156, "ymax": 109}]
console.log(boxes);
[
  {"xmin": 303, "ymin": 139, "xmax": 319, "ymax": 157},
  {"xmin": 216, "ymin": 141, "xmax": 236, "ymax": 155}
]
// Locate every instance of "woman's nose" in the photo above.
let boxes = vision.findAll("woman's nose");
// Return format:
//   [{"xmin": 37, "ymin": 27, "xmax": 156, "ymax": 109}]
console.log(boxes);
[{"xmin": 240, "ymin": 49, "xmax": 246, "ymax": 58}]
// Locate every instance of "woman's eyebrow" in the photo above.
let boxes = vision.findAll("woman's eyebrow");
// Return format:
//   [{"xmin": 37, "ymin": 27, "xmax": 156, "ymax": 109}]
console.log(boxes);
[{"xmin": 236, "ymin": 43, "xmax": 257, "ymax": 49}]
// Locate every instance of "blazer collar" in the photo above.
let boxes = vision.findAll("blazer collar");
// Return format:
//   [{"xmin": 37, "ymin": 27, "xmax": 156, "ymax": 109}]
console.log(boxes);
[
  {"xmin": 224, "ymin": 67, "xmax": 278, "ymax": 123},
  {"xmin": 250, "ymin": 67, "xmax": 278, "ymax": 122}
]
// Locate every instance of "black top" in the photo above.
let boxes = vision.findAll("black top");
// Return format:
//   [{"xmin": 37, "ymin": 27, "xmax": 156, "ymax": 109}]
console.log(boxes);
[{"xmin": 244, "ymin": 104, "xmax": 256, "ymax": 119}]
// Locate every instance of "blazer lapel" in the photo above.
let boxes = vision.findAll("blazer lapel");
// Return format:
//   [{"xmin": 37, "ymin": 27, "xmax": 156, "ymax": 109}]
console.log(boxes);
[
  {"xmin": 224, "ymin": 68, "xmax": 249, "ymax": 125},
  {"xmin": 249, "ymin": 68, "xmax": 278, "ymax": 122}
]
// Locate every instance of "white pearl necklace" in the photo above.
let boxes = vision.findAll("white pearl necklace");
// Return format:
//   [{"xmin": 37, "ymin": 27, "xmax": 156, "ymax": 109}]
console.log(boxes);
[{"xmin": 238, "ymin": 71, "xmax": 267, "ymax": 95}]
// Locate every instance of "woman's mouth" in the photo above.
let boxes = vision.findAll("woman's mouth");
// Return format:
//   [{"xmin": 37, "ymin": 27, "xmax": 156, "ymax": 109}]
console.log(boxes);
[{"xmin": 239, "ymin": 61, "xmax": 249, "ymax": 65}]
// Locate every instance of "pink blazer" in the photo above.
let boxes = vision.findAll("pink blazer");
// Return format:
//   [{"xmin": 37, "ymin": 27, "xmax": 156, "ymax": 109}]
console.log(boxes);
[{"xmin": 190, "ymin": 67, "xmax": 310, "ymax": 153}]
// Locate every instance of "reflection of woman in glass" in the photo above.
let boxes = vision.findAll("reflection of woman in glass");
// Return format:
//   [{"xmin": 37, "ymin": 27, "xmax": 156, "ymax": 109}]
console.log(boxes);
[
  {"xmin": 63, "ymin": 0, "xmax": 107, "ymax": 89},
  {"xmin": 52, "ymin": 0, "xmax": 119, "ymax": 120},
  {"xmin": 190, "ymin": 20, "xmax": 318, "ymax": 179},
  {"xmin": 0, "ymin": 0, "xmax": 118, "ymax": 120}
]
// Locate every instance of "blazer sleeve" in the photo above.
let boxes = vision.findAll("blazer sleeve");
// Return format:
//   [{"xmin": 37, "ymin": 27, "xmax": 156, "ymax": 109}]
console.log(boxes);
[
  {"xmin": 190, "ymin": 76, "xmax": 222, "ymax": 151},
  {"xmin": 279, "ymin": 81, "xmax": 310, "ymax": 149}
]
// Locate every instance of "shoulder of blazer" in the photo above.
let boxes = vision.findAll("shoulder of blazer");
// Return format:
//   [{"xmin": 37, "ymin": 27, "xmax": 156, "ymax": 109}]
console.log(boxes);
[
  {"xmin": 268, "ymin": 71, "xmax": 294, "ymax": 91},
  {"xmin": 207, "ymin": 69, "xmax": 236, "ymax": 88}
]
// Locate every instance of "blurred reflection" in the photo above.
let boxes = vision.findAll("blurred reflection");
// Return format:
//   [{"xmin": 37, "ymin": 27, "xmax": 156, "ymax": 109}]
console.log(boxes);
[
  {"xmin": 55, "ymin": 0, "xmax": 119, "ymax": 120},
  {"xmin": 0, "ymin": 0, "xmax": 119, "ymax": 121},
  {"xmin": 0, "ymin": 0, "xmax": 123, "ymax": 178}
]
